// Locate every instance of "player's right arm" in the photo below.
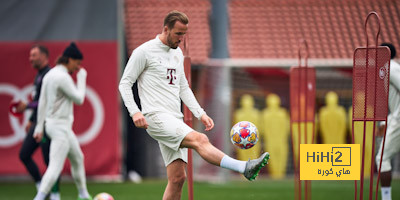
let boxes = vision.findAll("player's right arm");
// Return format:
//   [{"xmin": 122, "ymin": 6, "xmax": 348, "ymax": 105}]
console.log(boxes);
[
  {"xmin": 59, "ymin": 68, "xmax": 87, "ymax": 105},
  {"xmin": 390, "ymin": 61, "xmax": 400, "ymax": 90},
  {"xmin": 119, "ymin": 48, "xmax": 148, "ymax": 129},
  {"xmin": 132, "ymin": 112, "xmax": 148, "ymax": 129}
]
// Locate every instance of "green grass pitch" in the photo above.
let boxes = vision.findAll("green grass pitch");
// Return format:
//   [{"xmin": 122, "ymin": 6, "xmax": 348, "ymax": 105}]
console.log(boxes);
[{"xmin": 0, "ymin": 179, "xmax": 398, "ymax": 199}]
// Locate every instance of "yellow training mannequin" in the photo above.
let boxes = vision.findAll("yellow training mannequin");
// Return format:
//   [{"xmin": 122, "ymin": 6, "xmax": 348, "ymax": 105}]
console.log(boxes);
[
  {"xmin": 292, "ymin": 121, "xmax": 316, "ymax": 169},
  {"xmin": 349, "ymin": 105, "xmax": 373, "ymax": 179},
  {"xmin": 318, "ymin": 91, "xmax": 347, "ymax": 144},
  {"xmin": 291, "ymin": 93, "xmax": 317, "ymax": 169},
  {"xmin": 233, "ymin": 94, "xmax": 262, "ymax": 160},
  {"xmin": 260, "ymin": 94, "xmax": 290, "ymax": 179}
]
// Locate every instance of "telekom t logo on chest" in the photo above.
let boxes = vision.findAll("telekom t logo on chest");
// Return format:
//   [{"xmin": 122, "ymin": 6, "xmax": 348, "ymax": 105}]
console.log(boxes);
[{"xmin": 167, "ymin": 68, "xmax": 176, "ymax": 85}]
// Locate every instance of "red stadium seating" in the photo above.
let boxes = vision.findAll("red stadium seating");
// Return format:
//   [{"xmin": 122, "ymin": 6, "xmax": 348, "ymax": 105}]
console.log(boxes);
[
  {"xmin": 124, "ymin": 0, "xmax": 211, "ymax": 65},
  {"xmin": 228, "ymin": 0, "xmax": 400, "ymax": 59}
]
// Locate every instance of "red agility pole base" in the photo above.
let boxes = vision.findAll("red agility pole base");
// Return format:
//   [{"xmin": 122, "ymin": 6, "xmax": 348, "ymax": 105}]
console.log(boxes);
[
  {"xmin": 352, "ymin": 11, "xmax": 390, "ymax": 200},
  {"xmin": 290, "ymin": 40, "xmax": 316, "ymax": 200}
]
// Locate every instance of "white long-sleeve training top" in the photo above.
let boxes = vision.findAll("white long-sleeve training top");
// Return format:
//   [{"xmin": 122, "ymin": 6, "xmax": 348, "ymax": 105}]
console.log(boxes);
[
  {"xmin": 388, "ymin": 60, "xmax": 400, "ymax": 120},
  {"xmin": 119, "ymin": 35, "xmax": 205, "ymax": 119},
  {"xmin": 34, "ymin": 65, "xmax": 87, "ymax": 133}
]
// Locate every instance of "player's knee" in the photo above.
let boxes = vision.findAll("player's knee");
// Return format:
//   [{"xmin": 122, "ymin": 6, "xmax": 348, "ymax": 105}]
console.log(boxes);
[
  {"xmin": 75, "ymin": 151, "xmax": 84, "ymax": 163},
  {"xmin": 19, "ymin": 150, "xmax": 30, "ymax": 163},
  {"xmin": 197, "ymin": 133, "xmax": 210, "ymax": 145},
  {"xmin": 78, "ymin": 151, "xmax": 84, "ymax": 160},
  {"xmin": 70, "ymin": 150, "xmax": 84, "ymax": 166},
  {"xmin": 191, "ymin": 133, "xmax": 210, "ymax": 150},
  {"xmin": 379, "ymin": 160, "xmax": 392, "ymax": 172},
  {"xmin": 169, "ymin": 173, "xmax": 186, "ymax": 186},
  {"xmin": 183, "ymin": 132, "xmax": 210, "ymax": 149}
]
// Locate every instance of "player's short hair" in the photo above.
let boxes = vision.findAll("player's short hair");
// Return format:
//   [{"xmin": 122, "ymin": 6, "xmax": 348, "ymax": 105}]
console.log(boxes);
[
  {"xmin": 381, "ymin": 43, "xmax": 396, "ymax": 59},
  {"xmin": 31, "ymin": 44, "xmax": 49, "ymax": 58},
  {"xmin": 163, "ymin": 10, "xmax": 189, "ymax": 30}
]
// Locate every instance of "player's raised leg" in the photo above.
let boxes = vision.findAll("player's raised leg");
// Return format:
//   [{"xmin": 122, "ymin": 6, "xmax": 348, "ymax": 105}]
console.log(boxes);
[
  {"xmin": 181, "ymin": 131, "xmax": 269, "ymax": 181},
  {"xmin": 180, "ymin": 131, "xmax": 224, "ymax": 165}
]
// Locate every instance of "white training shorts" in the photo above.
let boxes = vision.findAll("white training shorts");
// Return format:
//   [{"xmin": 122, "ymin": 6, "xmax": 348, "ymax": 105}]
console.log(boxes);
[
  {"xmin": 376, "ymin": 116, "xmax": 400, "ymax": 172},
  {"xmin": 144, "ymin": 112, "xmax": 194, "ymax": 166}
]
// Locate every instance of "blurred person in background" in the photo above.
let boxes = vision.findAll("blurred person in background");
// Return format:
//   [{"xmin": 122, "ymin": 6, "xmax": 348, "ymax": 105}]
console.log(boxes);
[
  {"xmin": 33, "ymin": 42, "xmax": 92, "ymax": 200},
  {"xmin": 376, "ymin": 42, "xmax": 400, "ymax": 200},
  {"xmin": 16, "ymin": 44, "xmax": 60, "ymax": 200},
  {"xmin": 119, "ymin": 10, "xmax": 269, "ymax": 200}
]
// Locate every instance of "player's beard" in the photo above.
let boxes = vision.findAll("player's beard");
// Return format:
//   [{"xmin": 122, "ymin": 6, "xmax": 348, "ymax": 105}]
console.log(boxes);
[
  {"xmin": 31, "ymin": 61, "xmax": 41, "ymax": 70},
  {"xmin": 167, "ymin": 33, "xmax": 179, "ymax": 49}
]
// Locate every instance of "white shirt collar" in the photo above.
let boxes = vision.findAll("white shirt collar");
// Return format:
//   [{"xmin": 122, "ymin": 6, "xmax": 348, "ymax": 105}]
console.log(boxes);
[
  {"xmin": 156, "ymin": 35, "xmax": 171, "ymax": 52},
  {"xmin": 56, "ymin": 64, "xmax": 69, "ymax": 73}
]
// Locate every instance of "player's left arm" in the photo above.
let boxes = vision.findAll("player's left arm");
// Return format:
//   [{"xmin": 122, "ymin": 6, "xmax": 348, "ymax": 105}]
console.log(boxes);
[{"xmin": 33, "ymin": 78, "xmax": 48, "ymax": 142}]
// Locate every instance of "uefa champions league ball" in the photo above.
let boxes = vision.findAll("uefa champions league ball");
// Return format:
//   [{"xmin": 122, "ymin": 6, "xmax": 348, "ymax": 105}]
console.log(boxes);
[
  {"xmin": 230, "ymin": 121, "xmax": 259, "ymax": 149},
  {"xmin": 94, "ymin": 192, "xmax": 114, "ymax": 200}
]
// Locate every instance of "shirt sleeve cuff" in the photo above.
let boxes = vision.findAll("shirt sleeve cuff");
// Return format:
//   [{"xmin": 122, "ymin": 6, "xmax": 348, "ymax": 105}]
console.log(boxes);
[
  {"xmin": 194, "ymin": 109, "xmax": 206, "ymax": 120},
  {"xmin": 129, "ymin": 110, "xmax": 141, "ymax": 117}
]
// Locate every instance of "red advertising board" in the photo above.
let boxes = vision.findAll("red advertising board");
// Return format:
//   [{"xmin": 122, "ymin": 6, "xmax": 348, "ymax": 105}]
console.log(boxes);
[{"xmin": 0, "ymin": 42, "xmax": 120, "ymax": 177}]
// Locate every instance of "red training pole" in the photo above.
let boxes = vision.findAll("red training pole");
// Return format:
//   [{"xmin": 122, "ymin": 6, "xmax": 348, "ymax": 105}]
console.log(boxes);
[{"xmin": 183, "ymin": 36, "xmax": 194, "ymax": 200}]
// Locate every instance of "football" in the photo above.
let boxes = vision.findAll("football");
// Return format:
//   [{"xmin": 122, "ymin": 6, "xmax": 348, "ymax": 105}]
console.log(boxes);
[
  {"xmin": 94, "ymin": 192, "xmax": 114, "ymax": 200},
  {"xmin": 230, "ymin": 121, "xmax": 259, "ymax": 149}
]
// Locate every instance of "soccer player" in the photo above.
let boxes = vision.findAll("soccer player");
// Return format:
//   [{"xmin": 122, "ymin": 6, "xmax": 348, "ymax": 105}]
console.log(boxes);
[
  {"xmin": 17, "ymin": 44, "xmax": 60, "ymax": 200},
  {"xmin": 376, "ymin": 43, "xmax": 400, "ymax": 200},
  {"xmin": 119, "ymin": 10, "xmax": 269, "ymax": 200},
  {"xmin": 33, "ymin": 42, "xmax": 92, "ymax": 200}
]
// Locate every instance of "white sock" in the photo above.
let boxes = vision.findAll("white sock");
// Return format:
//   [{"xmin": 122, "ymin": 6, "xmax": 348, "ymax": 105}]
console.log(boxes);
[
  {"xmin": 35, "ymin": 181, "xmax": 41, "ymax": 191},
  {"xmin": 220, "ymin": 155, "xmax": 247, "ymax": 173},
  {"xmin": 381, "ymin": 186, "xmax": 391, "ymax": 200},
  {"xmin": 33, "ymin": 191, "xmax": 47, "ymax": 200},
  {"xmin": 50, "ymin": 192, "xmax": 61, "ymax": 200},
  {"xmin": 78, "ymin": 188, "xmax": 90, "ymax": 198}
]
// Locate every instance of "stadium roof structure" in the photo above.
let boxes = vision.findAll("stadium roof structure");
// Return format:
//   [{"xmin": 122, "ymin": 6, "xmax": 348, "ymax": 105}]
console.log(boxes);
[
  {"xmin": 227, "ymin": 0, "xmax": 400, "ymax": 67},
  {"xmin": 0, "ymin": 0, "xmax": 117, "ymax": 41},
  {"xmin": 124, "ymin": 0, "xmax": 211, "ymax": 65}
]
